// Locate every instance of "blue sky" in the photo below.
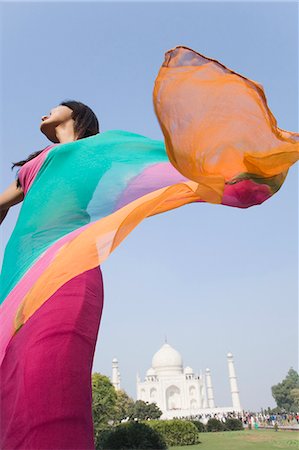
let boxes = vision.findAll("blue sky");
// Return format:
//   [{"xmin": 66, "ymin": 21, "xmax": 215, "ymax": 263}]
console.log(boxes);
[{"xmin": 0, "ymin": 1, "xmax": 298, "ymax": 411}]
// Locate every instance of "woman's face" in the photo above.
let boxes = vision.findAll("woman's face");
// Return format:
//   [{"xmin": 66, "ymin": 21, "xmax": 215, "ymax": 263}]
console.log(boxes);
[{"xmin": 40, "ymin": 105, "xmax": 74, "ymax": 142}]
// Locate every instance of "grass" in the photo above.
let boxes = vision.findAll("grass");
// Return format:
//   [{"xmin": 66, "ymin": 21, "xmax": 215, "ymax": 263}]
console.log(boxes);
[{"xmin": 170, "ymin": 429, "xmax": 299, "ymax": 450}]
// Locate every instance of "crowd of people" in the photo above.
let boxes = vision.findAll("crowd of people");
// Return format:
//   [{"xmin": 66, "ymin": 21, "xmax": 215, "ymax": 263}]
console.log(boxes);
[
  {"xmin": 242, "ymin": 411, "xmax": 299, "ymax": 428},
  {"xmin": 180, "ymin": 410, "xmax": 299, "ymax": 428}
]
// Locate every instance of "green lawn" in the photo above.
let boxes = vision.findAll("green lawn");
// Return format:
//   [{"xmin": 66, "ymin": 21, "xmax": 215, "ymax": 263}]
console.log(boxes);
[{"xmin": 170, "ymin": 430, "xmax": 299, "ymax": 450}]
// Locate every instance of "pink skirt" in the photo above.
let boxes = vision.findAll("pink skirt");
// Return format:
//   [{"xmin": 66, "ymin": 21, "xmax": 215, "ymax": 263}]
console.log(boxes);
[{"xmin": 0, "ymin": 266, "xmax": 104, "ymax": 450}]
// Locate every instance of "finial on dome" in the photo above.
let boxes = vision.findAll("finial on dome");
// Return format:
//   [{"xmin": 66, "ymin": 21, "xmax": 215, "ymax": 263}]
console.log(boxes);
[{"xmin": 164, "ymin": 335, "xmax": 167, "ymax": 344}]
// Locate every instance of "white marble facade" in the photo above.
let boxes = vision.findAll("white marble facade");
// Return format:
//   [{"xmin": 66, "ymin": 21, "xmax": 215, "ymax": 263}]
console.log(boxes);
[{"xmin": 134, "ymin": 342, "xmax": 242, "ymax": 419}]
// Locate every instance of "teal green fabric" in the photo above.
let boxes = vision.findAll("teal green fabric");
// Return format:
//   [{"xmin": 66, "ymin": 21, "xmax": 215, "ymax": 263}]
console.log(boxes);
[{"xmin": 0, "ymin": 130, "xmax": 169, "ymax": 305}]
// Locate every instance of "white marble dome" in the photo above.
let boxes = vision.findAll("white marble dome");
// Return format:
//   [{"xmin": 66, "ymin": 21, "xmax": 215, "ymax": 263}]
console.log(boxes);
[{"xmin": 152, "ymin": 343, "xmax": 183, "ymax": 375}]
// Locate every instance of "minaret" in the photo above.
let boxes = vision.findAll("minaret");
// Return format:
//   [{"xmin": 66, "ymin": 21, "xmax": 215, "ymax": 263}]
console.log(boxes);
[
  {"xmin": 202, "ymin": 372, "xmax": 208, "ymax": 408},
  {"xmin": 205, "ymin": 368, "xmax": 215, "ymax": 408},
  {"xmin": 227, "ymin": 352, "xmax": 241, "ymax": 411},
  {"xmin": 199, "ymin": 369, "xmax": 206, "ymax": 408},
  {"xmin": 112, "ymin": 357, "xmax": 121, "ymax": 391}
]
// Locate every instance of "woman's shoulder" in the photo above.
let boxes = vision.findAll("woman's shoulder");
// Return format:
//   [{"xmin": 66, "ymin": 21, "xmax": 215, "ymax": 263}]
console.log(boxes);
[{"xmin": 17, "ymin": 143, "xmax": 59, "ymax": 193}]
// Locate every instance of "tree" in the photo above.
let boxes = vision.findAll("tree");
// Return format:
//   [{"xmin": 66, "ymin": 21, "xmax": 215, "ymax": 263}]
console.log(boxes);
[
  {"xmin": 271, "ymin": 368, "xmax": 299, "ymax": 412},
  {"xmin": 92, "ymin": 373, "xmax": 117, "ymax": 442},
  {"xmin": 129, "ymin": 400, "xmax": 162, "ymax": 420},
  {"xmin": 290, "ymin": 388, "xmax": 299, "ymax": 409},
  {"xmin": 114, "ymin": 389, "xmax": 135, "ymax": 423}
]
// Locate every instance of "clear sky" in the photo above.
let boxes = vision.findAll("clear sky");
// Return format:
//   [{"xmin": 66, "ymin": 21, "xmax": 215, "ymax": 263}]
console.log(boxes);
[{"xmin": 0, "ymin": 1, "xmax": 298, "ymax": 412}]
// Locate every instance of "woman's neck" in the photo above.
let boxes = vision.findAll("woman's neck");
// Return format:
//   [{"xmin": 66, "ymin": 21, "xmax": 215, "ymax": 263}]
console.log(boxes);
[{"xmin": 56, "ymin": 121, "xmax": 78, "ymax": 143}]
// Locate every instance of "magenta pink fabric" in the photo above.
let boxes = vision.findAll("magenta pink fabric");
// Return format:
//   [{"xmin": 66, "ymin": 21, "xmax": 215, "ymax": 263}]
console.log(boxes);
[
  {"xmin": 17, "ymin": 144, "xmax": 59, "ymax": 194},
  {"xmin": 0, "ymin": 266, "xmax": 104, "ymax": 450}
]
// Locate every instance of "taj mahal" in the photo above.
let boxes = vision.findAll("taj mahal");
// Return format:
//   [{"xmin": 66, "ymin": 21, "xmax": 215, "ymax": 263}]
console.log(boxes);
[{"xmin": 111, "ymin": 342, "xmax": 242, "ymax": 419}]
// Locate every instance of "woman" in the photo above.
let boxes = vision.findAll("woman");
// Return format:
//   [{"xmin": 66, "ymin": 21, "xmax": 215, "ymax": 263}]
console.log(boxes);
[
  {"xmin": 1, "ymin": 46, "xmax": 298, "ymax": 450},
  {"xmin": 0, "ymin": 101, "xmax": 104, "ymax": 449}
]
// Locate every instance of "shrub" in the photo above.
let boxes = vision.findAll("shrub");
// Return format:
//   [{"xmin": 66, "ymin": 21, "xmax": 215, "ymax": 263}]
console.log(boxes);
[
  {"xmin": 206, "ymin": 418, "xmax": 225, "ymax": 432},
  {"xmin": 190, "ymin": 420, "xmax": 207, "ymax": 432},
  {"xmin": 224, "ymin": 418, "xmax": 244, "ymax": 431},
  {"xmin": 147, "ymin": 419, "xmax": 201, "ymax": 446},
  {"xmin": 96, "ymin": 421, "xmax": 167, "ymax": 449},
  {"xmin": 130, "ymin": 400, "xmax": 162, "ymax": 420}
]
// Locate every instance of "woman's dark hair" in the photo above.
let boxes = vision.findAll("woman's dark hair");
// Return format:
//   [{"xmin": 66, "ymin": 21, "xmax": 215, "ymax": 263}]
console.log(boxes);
[
  {"xmin": 12, "ymin": 100, "xmax": 100, "ymax": 187},
  {"xmin": 60, "ymin": 100, "xmax": 100, "ymax": 140}
]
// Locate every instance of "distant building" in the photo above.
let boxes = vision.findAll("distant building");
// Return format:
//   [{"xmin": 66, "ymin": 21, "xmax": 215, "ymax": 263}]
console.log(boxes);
[{"xmin": 134, "ymin": 342, "xmax": 242, "ymax": 419}]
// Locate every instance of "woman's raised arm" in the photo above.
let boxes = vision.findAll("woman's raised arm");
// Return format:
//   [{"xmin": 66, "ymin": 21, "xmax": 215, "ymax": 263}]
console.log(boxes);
[{"xmin": 0, "ymin": 180, "xmax": 24, "ymax": 225}]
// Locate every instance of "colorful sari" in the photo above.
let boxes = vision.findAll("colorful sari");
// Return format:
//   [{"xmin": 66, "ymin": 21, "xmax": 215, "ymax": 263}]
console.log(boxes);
[{"xmin": 1, "ymin": 46, "xmax": 298, "ymax": 449}]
